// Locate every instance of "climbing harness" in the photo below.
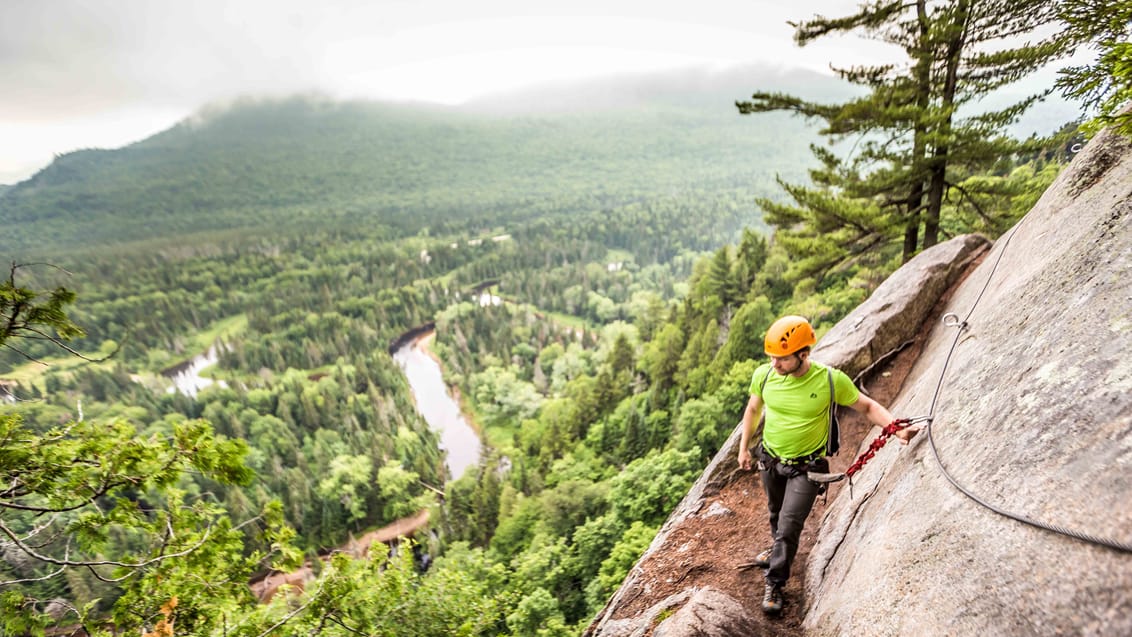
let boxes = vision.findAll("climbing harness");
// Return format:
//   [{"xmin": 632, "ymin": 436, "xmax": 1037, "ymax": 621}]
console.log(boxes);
[{"xmin": 811, "ymin": 213, "xmax": 1132, "ymax": 554}]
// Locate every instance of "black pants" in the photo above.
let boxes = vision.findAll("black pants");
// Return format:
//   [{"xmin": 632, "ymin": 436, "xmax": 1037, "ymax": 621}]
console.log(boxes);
[{"xmin": 758, "ymin": 445, "xmax": 826, "ymax": 586}]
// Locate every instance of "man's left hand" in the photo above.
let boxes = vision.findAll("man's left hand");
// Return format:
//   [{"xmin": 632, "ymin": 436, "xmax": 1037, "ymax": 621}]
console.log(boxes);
[{"xmin": 895, "ymin": 423, "xmax": 923, "ymax": 445}]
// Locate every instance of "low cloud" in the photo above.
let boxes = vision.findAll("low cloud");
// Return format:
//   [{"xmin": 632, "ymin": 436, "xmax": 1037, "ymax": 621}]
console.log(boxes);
[
  {"xmin": 1, "ymin": 0, "xmax": 333, "ymax": 121},
  {"xmin": 0, "ymin": 0, "xmax": 881, "ymax": 182}
]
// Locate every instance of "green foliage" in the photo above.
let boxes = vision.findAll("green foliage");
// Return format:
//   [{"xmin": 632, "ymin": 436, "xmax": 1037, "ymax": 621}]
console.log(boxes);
[
  {"xmin": 1057, "ymin": 0, "xmax": 1132, "ymax": 136},
  {"xmin": 489, "ymin": 495, "xmax": 544, "ymax": 564},
  {"xmin": 317, "ymin": 454, "xmax": 374, "ymax": 524},
  {"xmin": 673, "ymin": 395, "xmax": 731, "ymax": 457},
  {"xmin": 640, "ymin": 323, "xmax": 684, "ymax": 404},
  {"xmin": 506, "ymin": 588, "xmax": 572, "ymax": 637},
  {"xmin": 108, "ymin": 499, "xmax": 295, "ymax": 634},
  {"xmin": 253, "ymin": 544, "xmax": 512, "ymax": 637},
  {"xmin": 0, "ymin": 412, "xmax": 293, "ymax": 633},
  {"xmin": 709, "ymin": 295, "xmax": 774, "ymax": 385},
  {"xmin": 375, "ymin": 464, "xmax": 432, "ymax": 521},
  {"xmin": 508, "ymin": 533, "xmax": 572, "ymax": 600},
  {"xmin": 569, "ymin": 513, "xmax": 629, "ymax": 585},
  {"xmin": 445, "ymin": 454, "xmax": 507, "ymax": 548},
  {"xmin": 585, "ymin": 521, "xmax": 660, "ymax": 612},
  {"xmin": 0, "ymin": 415, "xmax": 251, "ymax": 516},
  {"xmin": 608, "ymin": 447, "xmax": 701, "ymax": 526},
  {"xmin": 471, "ymin": 366, "xmax": 543, "ymax": 428}
]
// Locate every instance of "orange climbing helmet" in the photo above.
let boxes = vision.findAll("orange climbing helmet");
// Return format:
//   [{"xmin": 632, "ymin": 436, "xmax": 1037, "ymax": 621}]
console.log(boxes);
[{"xmin": 764, "ymin": 315, "xmax": 816, "ymax": 357}]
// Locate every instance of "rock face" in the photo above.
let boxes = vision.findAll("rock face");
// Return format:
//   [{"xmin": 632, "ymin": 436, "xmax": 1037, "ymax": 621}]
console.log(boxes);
[
  {"xmin": 811, "ymin": 233, "xmax": 989, "ymax": 379},
  {"xmin": 804, "ymin": 126, "xmax": 1132, "ymax": 635},
  {"xmin": 588, "ymin": 125, "xmax": 1132, "ymax": 636},
  {"xmin": 596, "ymin": 588, "xmax": 758, "ymax": 637}
]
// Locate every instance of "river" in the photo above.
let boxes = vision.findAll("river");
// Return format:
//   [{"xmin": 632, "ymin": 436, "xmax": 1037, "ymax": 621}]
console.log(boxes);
[
  {"xmin": 392, "ymin": 332, "xmax": 482, "ymax": 480},
  {"xmin": 163, "ymin": 334, "xmax": 480, "ymax": 480},
  {"xmin": 164, "ymin": 346, "xmax": 228, "ymax": 397}
]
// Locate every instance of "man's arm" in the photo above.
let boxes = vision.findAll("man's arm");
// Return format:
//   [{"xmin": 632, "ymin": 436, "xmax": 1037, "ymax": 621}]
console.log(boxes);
[
  {"xmin": 846, "ymin": 393, "xmax": 921, "ymax": 444},
  {"xmin": 738, "ymin": 393, "xmax": 764, "ymax": 470}
]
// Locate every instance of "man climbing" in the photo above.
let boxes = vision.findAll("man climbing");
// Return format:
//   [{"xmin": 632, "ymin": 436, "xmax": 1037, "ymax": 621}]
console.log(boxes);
[{"xmin": 737, "ymin": 315, "xmax": 920, "ymax": 615}]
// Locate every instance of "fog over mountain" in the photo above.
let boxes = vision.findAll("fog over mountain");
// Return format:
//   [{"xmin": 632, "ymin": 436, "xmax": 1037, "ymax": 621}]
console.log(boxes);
[{"xmin": 1, "ymin": 61, "xmax": 1080, "ymax": 191}]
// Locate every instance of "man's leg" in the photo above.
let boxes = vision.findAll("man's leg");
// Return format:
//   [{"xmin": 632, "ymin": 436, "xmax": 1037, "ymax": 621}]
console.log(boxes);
[
  {"xmin": 765, "ymin": 471, "xmax": 821, "ymax": 586},
  {"xmin": 759, "ymin": 458, "xmax": 786, "ymax": 540}
]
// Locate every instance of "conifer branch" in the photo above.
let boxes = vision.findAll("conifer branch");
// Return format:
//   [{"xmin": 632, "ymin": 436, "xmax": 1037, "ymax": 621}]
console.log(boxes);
[
  {"xmin": 0, "ymin": 341, "xmax": 48, "ymax": 366},
  {"xmin": 946, "ymin": 180, "xmax": 994, "ymax": 223},
  {"xmin": 19, "ymin": 326, "xmax": 116, "ymax": 362}
]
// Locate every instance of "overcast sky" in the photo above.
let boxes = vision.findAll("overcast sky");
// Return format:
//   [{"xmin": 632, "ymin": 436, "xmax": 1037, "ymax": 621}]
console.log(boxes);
[{"xmin": 1, "ymin": 0, "xmax": 1071, "ymax": 185}]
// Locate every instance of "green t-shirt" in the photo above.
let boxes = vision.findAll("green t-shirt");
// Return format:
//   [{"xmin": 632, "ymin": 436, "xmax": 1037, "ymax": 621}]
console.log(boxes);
[{"xmin": 749, "ymin": 361, "xmax": 860, "ymax": 459}]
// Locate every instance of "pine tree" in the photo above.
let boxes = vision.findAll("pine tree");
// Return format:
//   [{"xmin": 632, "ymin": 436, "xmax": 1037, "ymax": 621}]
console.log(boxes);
[
  {"xmin": 738, "ymin": 0, "xmax": 1070, "ymax": 282},
  {"xmin": 734, "ymin": 229, "xmax": 769, "ymax": 297},
  {"xmin": 703, "ymin": 245, "xmax": 740, "ymax": 309},
  {"xmin": 1056, "ymin": 0, "xmax": 1132, "ymax": 136}
]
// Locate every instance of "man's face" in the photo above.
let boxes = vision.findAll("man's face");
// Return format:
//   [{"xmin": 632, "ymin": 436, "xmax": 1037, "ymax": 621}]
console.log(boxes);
[{"xmin": 771, "ymin": 352, "xmax": 804, "ymax": 375}]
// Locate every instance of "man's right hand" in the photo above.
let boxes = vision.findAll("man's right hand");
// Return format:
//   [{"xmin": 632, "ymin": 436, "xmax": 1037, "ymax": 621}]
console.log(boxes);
[{"xmin": 738, "ymin": 447, "xmax": 753, "ymax": 471}]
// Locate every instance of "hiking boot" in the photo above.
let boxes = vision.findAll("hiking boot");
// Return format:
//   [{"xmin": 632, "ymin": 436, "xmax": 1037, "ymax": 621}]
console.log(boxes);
[
  {"xmin": 754, "ymin": 547, "xmax": 772, "ymax": 568},
  {"xmin": 762, "ymin": 582, "xmax": 784, "ymax": 615}
]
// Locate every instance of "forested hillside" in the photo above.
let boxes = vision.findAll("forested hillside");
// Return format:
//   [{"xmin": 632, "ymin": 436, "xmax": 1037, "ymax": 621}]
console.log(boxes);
[
  {"xmin": 0, "ymin": 27, "xmax": 1096, "ymax": 632},
  {"xmin": 1, "ymin": 66, "xmax": 837, "ymax": 255}
]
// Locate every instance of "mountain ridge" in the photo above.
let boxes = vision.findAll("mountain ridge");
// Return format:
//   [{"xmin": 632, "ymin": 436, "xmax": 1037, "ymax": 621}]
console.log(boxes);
[{"xmin": 1, "ymin": 74, "xmax": 828, "ymax": 255}]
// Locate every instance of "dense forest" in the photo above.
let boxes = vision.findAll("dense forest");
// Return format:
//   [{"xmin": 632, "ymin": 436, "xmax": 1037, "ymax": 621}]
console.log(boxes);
[{"xmin": 2, "ymin": 2, "xmax": 1126, "ymax": 634}]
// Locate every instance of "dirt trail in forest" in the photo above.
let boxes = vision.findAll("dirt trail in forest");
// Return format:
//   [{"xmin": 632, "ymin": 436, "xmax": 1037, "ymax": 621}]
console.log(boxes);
[{"xmin": 249, "ymin": 509, "xmax": 430, "ymax": 602}]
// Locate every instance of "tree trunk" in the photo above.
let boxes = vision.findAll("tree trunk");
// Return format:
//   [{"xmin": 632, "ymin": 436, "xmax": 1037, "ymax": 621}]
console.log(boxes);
[
  {"xmin": 925, "ymin": 0, "xmax": 970, "ymax": 249},
  {"xmin": 904, "ymin": 0, "xmax": 932, "ymax": 262}
]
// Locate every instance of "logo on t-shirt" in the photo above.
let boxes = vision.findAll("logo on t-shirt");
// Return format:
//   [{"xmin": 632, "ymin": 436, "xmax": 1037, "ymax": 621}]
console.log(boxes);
[{"xmin": 810, "ymin": 392, "xmax": 817, "ymax": 398}]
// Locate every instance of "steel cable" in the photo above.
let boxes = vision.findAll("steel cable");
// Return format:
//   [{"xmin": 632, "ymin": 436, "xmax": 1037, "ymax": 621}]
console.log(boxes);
[{"xmin": 922, "ymin": 220, "xmax": 1132, "ymax": 554}]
